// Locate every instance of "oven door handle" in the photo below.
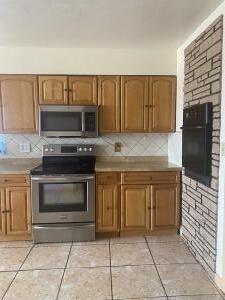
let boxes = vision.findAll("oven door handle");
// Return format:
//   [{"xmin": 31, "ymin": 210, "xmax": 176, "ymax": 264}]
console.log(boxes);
[
  {"xmin": 31, "ymin": 175, "xmax": 94, "ymax": 182},
  {"xmin": 33, "ymin": 224, "xmax": 95, "ymax": 230},
  {"xmin": 180, "ymin": 126, "xmax": 205, "ymax": 130}
]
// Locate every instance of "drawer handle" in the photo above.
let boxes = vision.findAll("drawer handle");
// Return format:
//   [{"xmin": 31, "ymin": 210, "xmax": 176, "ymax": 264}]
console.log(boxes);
[
  {"xmin": 1, "ymin": 210, "xmax": 11, "ymax": 213},
  {"xmin": 106, "ymin": 206, "xmax": 112, "ymax": 210}
]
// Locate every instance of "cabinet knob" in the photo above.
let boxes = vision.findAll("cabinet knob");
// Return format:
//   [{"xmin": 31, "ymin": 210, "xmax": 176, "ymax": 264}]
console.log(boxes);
[{"xmin": 106, "ymin": 206, "xmax": 112, "ymax": 210}]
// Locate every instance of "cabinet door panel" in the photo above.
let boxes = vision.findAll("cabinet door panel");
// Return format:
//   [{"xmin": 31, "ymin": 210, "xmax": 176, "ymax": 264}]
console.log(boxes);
[
  {"xmin": 39, "ymin": 76, "xmax": 68, "ymax": 104},
  {"xmin": 5, "ymin": 187, "xmax": 31, "ymax": 236},
  {"xmin": 121, "ymin": 76, "xmax": 148, "ymax": 132},
  {"xmin": 96, "ymin": 184, "xmax": 119, "ymax": 232},
  {"xmin": 151, "ymin": 184, "xmax": 180, "ymax": 230},
  {"xmin": 98, "ymin": 76, "xmax": 121, "ymax": 133},
  {"xmin": 149, "ymin": 76, "xmax": 176, "ymax": 132},
  {"xmin": 0, "ymin": 75, "xmax": 38, "ymax": 133},
  {"xmin": 0, "ymin": 188, "xmax": 6, "ymax": 235},
  {"xmin": 68, "ymin": 76, "xmax": 97, "ymax": 105},
  {"xmin": 121, "ymin": 185, "xmax": 150, "ymax": 231}
]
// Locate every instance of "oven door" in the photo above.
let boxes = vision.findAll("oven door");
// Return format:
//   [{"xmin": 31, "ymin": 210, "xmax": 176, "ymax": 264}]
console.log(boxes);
[
  {"xmin": 31, "ymin": 175, "xmax": 95, "ymax": 224},
  {"xmin": 182, "ymin": 126, "xmax": 211, "ymax": 177}
]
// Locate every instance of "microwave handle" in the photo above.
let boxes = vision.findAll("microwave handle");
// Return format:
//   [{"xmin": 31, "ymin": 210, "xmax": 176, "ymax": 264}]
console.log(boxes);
[{"xmin": 81, "ymin": 111, "xmax": 85, "ymax": 136}]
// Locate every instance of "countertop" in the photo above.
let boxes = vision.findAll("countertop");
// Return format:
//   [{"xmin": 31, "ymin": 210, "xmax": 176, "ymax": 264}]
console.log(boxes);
[
  {"xmin": 95, "ymin": 156, "xmax": 181, "ymax": 172},
  {"xmin": 0, "ymin": 156, "xmax": 181, "ymax": 175},
  {"xmin": 0, "ymin": 158, "xmax": 41, "ymax": 174}
]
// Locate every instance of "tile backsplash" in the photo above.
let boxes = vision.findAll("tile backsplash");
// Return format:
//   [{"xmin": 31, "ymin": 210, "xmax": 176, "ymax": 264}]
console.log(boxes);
[{"xmin": 0, "ymin": 133, "xmax": 168, "ymax": 158}]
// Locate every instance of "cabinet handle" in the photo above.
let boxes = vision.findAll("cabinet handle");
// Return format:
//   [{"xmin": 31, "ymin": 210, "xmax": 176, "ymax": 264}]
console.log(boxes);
[
  {"xmin": 106, "ymin": 206, "xmax": 112, "ymax": 210},
  {"xmin": 151, "ymin": 206, "xmax": 156, "ymax": 210},
  {"xmin": 147, "ymin": 206, "xmax": 151, "ymax": 210},
  {"xmin": 1, "ymin": 210, "xmax": 11, "ymax": 213}
]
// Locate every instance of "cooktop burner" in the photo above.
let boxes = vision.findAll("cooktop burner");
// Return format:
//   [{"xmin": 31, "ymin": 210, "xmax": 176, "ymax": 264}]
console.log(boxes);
[{"xmin": 30, "ymin": 144, "xmax": 96, "ymax": 176}]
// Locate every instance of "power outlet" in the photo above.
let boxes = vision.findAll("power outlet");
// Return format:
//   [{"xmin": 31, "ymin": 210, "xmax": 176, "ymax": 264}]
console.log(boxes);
[
  {"xmin": 114, "ymin": 142, "xmax": 121, "ymax": 152},
  {"xmin": 19, "ymin": 143, "xmax": 31, "ymax": 153}
]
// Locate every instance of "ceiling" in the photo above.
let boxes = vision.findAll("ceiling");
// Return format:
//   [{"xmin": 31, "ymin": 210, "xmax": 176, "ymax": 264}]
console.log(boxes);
[{"xmin": 0, "ymin": 0, "xmax": 223, "ymax": 48}]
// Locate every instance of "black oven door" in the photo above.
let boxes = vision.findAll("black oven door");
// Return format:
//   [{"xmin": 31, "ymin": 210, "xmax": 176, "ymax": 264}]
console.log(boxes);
[{"xmin": 182, "ymin": 126, "xmax": 211, "ymax": 185}]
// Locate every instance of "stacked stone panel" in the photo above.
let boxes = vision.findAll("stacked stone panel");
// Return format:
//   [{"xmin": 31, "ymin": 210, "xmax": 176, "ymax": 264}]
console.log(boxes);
[{"xmin": 182, "ymin": 16, "xmax": 223, "ymax": 278}]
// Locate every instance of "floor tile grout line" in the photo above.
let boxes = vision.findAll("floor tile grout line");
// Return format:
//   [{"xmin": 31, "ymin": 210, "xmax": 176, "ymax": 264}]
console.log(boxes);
[
  {"xmin": 109, "ymin": 239, "xmax": 114, "ymax": 300},
  {"xmin": 144, "ymin": 236, "xmax": 168, "ymax": 299},
  {"xmin": 55, "ymin": 243, "xmax": 73, "ymax": 300},
  {"xmin": 1, "ymin": 244, "xmax": 35, "ymax": 300}
]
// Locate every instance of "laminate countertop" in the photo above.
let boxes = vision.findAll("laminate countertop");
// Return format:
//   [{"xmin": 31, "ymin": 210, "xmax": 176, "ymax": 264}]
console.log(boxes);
[
  {"xmin": 95, "ymin": 156, "xmax": 181, "ymax": 172},
  {"xmin": 0, "ymin": 158, "xmax": 41, "ymax": 174},
  {"xmin": 0, "ymin": 156, "xmax": 181, "ymax": 175}
]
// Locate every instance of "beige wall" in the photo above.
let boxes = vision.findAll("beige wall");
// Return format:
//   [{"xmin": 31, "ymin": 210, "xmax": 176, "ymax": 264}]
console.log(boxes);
[{"xmin": 0, "ymin": 46, "xmax": 176, "ymax": 75}]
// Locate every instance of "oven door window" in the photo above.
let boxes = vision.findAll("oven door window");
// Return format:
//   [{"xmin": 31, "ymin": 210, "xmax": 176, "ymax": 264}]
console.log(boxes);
[
  {"xmin": 39, "ymin": 182, "xmax": 87, "ymax": 212},
  {"xmin": 182, "ymin": 128, "xmax": 206, "ymax": 174},
  {"xmin": 41, "ymin": 111, "xmax": 82, "ymax": 132}
]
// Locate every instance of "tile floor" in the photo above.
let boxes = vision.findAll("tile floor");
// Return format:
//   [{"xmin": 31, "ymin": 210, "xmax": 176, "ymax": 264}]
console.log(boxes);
[{"xmin": 0, "ymin": 234, "xmax": 224, "ymax": 300}]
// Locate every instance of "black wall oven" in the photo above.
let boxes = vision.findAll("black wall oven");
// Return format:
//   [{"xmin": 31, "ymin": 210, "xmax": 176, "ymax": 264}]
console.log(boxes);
[{"xmin": 182, "ymin": 102, "xmax": 213, "ymax": 186}]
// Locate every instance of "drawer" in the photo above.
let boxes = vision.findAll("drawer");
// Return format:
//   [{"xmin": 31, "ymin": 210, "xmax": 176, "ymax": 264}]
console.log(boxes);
[
  {"xmin": 121, "ymin": 172, "xmax": 180, "ymax": 184},
  {"xmin": 0, "ymin": 175, "xmax": 30, "ymax": 186},
  {"xmin": 96, "ymin": 172, "xmax": 120, "ymax": 185}
]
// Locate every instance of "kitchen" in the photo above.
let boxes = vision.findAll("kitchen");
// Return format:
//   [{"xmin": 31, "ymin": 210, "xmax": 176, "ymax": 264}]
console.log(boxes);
[{"xmin": 0, "ymin": 0, "xmax": 225, "ymax": 299}]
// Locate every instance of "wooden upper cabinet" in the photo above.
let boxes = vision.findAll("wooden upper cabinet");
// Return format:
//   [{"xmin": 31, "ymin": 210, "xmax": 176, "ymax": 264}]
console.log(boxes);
[
  {"xmin": 5, "ymin": 187, "xmax": 31, "ymax": 236},
  {"xmin": 121, "ymin": 185, "xmax": 150, "ymax": 231},
  {"xmin": 121, "ymin": 76, "xmax": 148, "ymax": 132},
  {"xmin": 98, "ymin": 76, "xmax": 121, "ymax": 133},
  {"xmin": 39, "ymin": 76, "xmax": 68, "ymax": 105},
  {"xmin": 151, "ymin": 184, "xmax": 180, "ymax": 231},
  {"xmin": 0, "ymin": 188, "xmax": 6, "ymax": 236},
  {"xmin": 149, "ymin": 76, "xmax": 176, "ymax": 132},
  {"xmin": 68, "ymin": 76, "xmax": 97, "ymax": 105},
  {"xmin": 0, "ymin": 75, "xmax": 38, "ymax": 133}
]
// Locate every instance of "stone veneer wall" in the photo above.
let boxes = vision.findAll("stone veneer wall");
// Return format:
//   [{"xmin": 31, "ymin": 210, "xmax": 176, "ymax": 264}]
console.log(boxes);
[{"xmin": 182, "ymin": 16, "xmax": 223, "ymax": 277}]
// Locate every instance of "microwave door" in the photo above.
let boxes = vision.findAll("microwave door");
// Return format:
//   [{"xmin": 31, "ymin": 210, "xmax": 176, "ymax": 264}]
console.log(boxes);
[{"xmin": 40, "ymin": 111, "xmax": 83, "ymax": 137}]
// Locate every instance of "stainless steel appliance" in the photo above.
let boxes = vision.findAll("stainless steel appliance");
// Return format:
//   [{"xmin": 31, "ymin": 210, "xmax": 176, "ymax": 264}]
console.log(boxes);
[
  {"xmin": 39, "ymin": 105, "xmax": 98, "ymax": 137},
  {"xmin": 181, "ymin": 102, "xmax": 212, "ymax": 186},
  {"xmin": 31, "ymin": 144, "xmax": 96, "ymax": 243}
]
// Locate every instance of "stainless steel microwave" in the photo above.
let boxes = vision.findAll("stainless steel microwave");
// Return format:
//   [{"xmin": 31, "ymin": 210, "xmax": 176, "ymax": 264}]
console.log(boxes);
[{"xmin": 39, "ymin": 105, "xmax": 98, "ymax": 137}]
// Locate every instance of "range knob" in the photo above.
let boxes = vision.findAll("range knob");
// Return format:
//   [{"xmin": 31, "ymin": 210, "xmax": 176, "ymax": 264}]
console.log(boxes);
[
  {"xmin": 44, "ymin": 148, "xmax": 49, "ymax": 152},
  {"xmin": 88, "ymin": 147, "xmax": 93, "ymax": 152},
  {"xmin": 83, "ymin": 147, "xmax": 87, "ymax": 152},
  {"xmin": 78, "ymin": 147, "xmax": 82, "ymax": 152},
  {"xmin": 50, "ymin": 148, "xmax": 54, "ymax": 152}
]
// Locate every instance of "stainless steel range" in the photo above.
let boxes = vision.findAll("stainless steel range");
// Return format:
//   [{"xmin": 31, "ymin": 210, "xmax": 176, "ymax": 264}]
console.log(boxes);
[{"xmin": 30, "ymin": 144, "xmax": 96, "ymax": 243}]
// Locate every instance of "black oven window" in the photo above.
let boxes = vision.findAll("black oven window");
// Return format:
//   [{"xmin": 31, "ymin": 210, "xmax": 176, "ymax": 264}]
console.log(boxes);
[
  {"xmin": 182, "ymin": 128, "xmax": 206, "ymax": 174},
  {"xmin": 39, "ymin": 182, "xmax": 87, "ymax": 212}
]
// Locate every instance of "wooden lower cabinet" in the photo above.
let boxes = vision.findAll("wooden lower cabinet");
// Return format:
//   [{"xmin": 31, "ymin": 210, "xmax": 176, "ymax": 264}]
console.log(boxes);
[
  {"xmin": 121, "ymin": 185, "xmax": 150, "ymax": 231},
  {"xmin": 96, "ymin": 171, "xmax": 180, "ymax": 234},
  {"xmin": 0, "ymin": 188, "xmax": 6, "ymax": 235},
  {"xmin": 151, "ymin": 184, "xmax": 180, "ymax": 231},
  {"xmin": 0, "ymin": 176, "xmax": 31, "ymax": 240},
  {"xmin": 5, "ymin": 187, "xmax": 31, "ymax": 236},
  {"xmin": 96, "ymin": 184, "xmax": 119, "ymax": 232}
]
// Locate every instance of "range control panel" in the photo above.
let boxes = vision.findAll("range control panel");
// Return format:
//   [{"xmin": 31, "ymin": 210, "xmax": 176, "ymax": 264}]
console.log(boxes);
[{"xmin": 43, "ymin": 144, "xmax": 96, "ymax": 156}]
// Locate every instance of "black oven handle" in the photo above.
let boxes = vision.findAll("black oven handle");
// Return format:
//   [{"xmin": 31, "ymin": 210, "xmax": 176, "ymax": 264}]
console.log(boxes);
[{"xmin": 180, "ymin": 126, "xmax": 205, "ymax": 130}]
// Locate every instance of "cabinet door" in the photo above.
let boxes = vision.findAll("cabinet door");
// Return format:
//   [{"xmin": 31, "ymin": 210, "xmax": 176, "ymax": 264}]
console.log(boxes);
[
  {"xmin": 98, "ymin": 76, "xmax": 121, "ymax": 133},
  {"xmin": 39, "ymin": 76, "xmax": 68, "ymax": 105},
  {"xmin": 121, "ymin": 185, "xmax": 150, "ymax": 231},
  {"xmin": 0, "ymin": 188, "xmax": 6, "ymax": 236},
  {"xmin": 149, "ymin": 76, "xmax": 176, "ymax": 132},
  {"xmin": 121, "ymin": 76, "xmax": 148, "ymax": 132},
  {"xmin": 68, "ymin": 76, "xmax": 97, "ymax": 105},
  {"xmin": 0, "ymin": 75, "xmax": 38, "ymax": 133},
  {"xmin": 96, "ymin": 184, "xmax": 119, "ymax": 232},
  {"xmin": 5, "ymin": 187, "xmax": 31, "ymax": 236},
  {"xmin": 151, "ymin": 184, "xmax": 180, "ymax": 231}
]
